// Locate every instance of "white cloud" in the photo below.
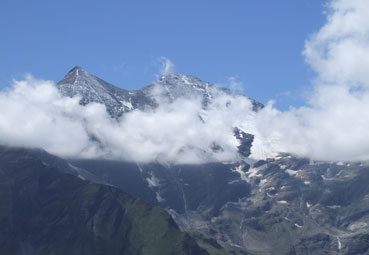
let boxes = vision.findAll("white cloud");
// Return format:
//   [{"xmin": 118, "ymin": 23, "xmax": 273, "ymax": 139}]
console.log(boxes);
[
  {"xmin": 228, "ymin": 76, "xmax": 244, "ymax": 94},
  {"xmin": 250, "ymin": 0, "xmax": 369, "ymax": 161},
  {"xmin": 0, "ymin": 75, "xmax": 256, "ymax": 164},
  {"xmin": 158, "ymin": 56, "xmax": 175, "ymax": 77},
  {"xmin": 0, "ymin": 76, "xmax": 105, "ymax": 158},
  {"xmin": 2, "ymin": 0, "xmax": 369, "ymax": 163},
  {"xmin": 304, "ymin": 0, "xmax": 369, "ymax": 86}
]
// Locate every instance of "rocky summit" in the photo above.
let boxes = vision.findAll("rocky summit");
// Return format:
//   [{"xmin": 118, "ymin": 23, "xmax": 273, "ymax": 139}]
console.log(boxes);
[{"xmin": 57, "ymin": 66, "xmax": 263, "ymax": 117}]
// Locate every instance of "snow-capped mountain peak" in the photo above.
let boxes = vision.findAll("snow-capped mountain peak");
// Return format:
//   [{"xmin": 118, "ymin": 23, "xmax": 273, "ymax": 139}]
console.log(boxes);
[
  {"xmin": 57, "ymin": 66, "xmax": 153, "ymax": 117},
  {"xmin": 57, "ymin": 67, "xmax": 262, "ymax": 117}
]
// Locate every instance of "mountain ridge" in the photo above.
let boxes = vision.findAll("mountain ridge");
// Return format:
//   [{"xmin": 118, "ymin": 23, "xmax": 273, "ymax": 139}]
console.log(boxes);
[{"xmin": 57, "ymin": 66, "xmax": 263, "ymax": 117}]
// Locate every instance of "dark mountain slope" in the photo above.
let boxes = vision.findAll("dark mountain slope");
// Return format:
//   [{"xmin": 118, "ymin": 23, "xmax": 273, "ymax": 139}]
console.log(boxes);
[
  {"xmin": 0, "ymin": 146, "xmax": 208, "ymax": 255},
  {"xmin": 71, "ymin": 156, "xmax": 369, "ymax": 255}
]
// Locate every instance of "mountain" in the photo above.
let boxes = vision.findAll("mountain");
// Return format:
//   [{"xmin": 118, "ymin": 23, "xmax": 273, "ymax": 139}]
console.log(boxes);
[
  {"xmin": 57, "ymin": 66, "xmax": 263, "ymax": 118},
  {"xmin": 0, "ymin": 146, "xmax": 208, "ymax": 255},
  {"xmin": 57, "ymin": 66, "xmax": 156, "ymax": 117},
  {"xmin": 71, "ymin": 156, "xmax": 369, "ymax": 255},
  {"xmin": 55, "ymin": 67, "xmax": 369, "ymax": 254}
]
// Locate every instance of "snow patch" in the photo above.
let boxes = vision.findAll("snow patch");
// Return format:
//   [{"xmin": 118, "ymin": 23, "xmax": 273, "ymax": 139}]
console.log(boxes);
[
  {"xmin": 228, "ymin": 179, "xmax": 240, "ymax": 185},
  {"xmin": 146, "ymin": 174, "xmax": 161, "ymax": 188},
  {"xmin": 121, "ymin": 100, "xmax": 133, "ymax": 110},
  {"xmin": 321, "ymin": 175, "xmax": 334, "ymax": 181},
  {"xmin": 232, "ymin": 164, "xmax": 249, "ymax": 182},
  {"xmin": 278, "ymin": 200, "xmax": 288, "ymax": 204},
  {"xmin": 337, "ymin": 237, "xmax": 342, "ymax": 250},
  {"xmin": 247, "ymin": 164, "xmax": 267, "ymax": 178},
  {"xmin": 77, "ymin": 174, "xmax": 86, "ymax": 181},
  {"xmin": 286, "ymin": 169, "xmax": 300, "ymax": 176},
  {"xmin": 327, "ymin": 205, "xmax": 341, "ymax": 209},
  {"xmin": 156, "ymin": 192, "xmax": 165, "ymax": 203}
]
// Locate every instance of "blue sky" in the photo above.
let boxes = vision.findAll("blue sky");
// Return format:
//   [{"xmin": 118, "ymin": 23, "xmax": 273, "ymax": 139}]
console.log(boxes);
[{"xmin": 0, "ymin": 0, "xmax": 326, "ymax": 109}]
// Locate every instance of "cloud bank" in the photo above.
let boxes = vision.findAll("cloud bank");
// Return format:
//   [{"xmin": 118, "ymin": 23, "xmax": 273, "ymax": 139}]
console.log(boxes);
[
  {"xmin": 251, "ymin": 0, "xmax": 369, "ymax": 161},
  {"xmin": 0, "ymin": 75, "xmax": 256, "ymax": 164},
  {"xmin": 1, "ymin": 0, "xmax": 369, "ymax": 163}
]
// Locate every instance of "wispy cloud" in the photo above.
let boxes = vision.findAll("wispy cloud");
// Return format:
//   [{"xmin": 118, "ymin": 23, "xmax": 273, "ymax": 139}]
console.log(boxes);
[
  {"xmin": 228, "ymin": 76, "xmax": 244, "ymax": 94},
  {"xmin": 157, "ymin": 56, "xmax": 175, "ymax": 77}
]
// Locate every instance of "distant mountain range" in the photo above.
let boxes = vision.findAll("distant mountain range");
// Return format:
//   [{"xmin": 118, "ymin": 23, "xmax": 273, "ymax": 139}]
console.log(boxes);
[{"xmin": 1, "ymin": 67, "xmax": 369, "ymax": 255}]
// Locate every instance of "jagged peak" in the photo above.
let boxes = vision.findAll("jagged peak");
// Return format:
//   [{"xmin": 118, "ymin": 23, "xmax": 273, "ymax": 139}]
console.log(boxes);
[
  {"xmin": 65, "ymin": 66, "xmax": 90, "ymax": 77},
  {"xmin": 68, "ymin": 65, "xmax": 84, "ymax": 73},
  {"xmin": 58, "ymin": 66, "xmax": 100, "ymax": 87},
  {"xmin": 158, "ymin": 73, "xmax": 202, "ymax": 82},
  {"xmin": 155, "ymin": 73, "xmax": 211, "ymax": 90}
]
